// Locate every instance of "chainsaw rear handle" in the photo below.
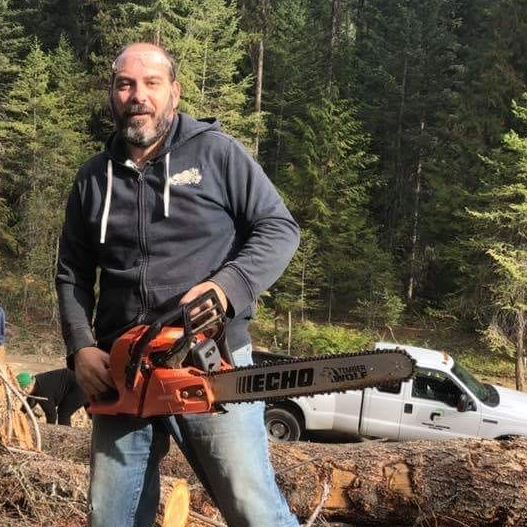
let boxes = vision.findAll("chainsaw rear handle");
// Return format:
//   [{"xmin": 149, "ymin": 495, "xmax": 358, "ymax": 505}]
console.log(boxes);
[{"xmin": 125, "ymin": 289, "xmax": 232, "ymax": 389}]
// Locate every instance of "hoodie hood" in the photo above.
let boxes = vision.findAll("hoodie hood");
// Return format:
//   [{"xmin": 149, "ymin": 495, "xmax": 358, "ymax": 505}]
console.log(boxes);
[{"xmin": 99, "ymin": 113, "xmax": 221, "ymax": 243}]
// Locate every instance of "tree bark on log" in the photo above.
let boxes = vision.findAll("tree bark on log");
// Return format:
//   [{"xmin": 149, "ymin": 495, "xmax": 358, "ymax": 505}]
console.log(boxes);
[{"xmin": 35, "ymin": 424, "xmax": 527, "ymax": 526}]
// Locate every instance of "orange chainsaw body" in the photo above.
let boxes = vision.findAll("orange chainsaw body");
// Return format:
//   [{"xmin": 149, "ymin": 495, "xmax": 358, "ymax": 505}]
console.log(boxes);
[{"xmin": 89, "ymin": 324, "xmax": 233, "ymax": 418}]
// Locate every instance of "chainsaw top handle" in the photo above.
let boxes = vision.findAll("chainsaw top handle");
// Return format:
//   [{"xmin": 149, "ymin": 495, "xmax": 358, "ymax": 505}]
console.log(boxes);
[{"xmin": 125, "ymin": 289, "xmax": 230, "ymax": 390}]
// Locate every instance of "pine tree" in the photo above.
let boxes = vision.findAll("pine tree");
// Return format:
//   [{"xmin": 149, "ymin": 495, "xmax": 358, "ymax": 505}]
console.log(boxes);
[
  {"xmin": 353, "ymin": 0, "xmax": 463, "ymax": 305},
  {"xmin": 0, "ymin": 39, "xmax": 96, "ymax": 315},
  {"xmin": 282, "ymin": 96, "xmax": 400, "ymax": 322},
  {"xmin": 468, "ymin": 95, "xmax": 527, "ymax": 391},
  {"xmin": 0, "ymin": 0, "xmax": 28, "ymax": 93}
]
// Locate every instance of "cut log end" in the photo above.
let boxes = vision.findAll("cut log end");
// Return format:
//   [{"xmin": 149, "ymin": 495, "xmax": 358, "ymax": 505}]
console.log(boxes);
[{"xmin": 162, "ymin": 479, "xmax": 190, "ymax": 527}]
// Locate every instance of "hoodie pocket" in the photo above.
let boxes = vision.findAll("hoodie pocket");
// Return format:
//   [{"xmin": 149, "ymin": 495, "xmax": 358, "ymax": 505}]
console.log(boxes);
[{"xmin": 94, "ymin": 287, "xmax": 141, "ymax": 344}]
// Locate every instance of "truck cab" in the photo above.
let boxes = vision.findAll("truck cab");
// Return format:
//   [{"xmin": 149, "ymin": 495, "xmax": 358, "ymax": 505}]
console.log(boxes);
[{"xmin": 264, "ymin": 342, "xmax": 527, "ymax": 442}]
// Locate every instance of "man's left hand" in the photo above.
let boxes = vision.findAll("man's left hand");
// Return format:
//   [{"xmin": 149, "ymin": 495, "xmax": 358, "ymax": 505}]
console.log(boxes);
[{"xmin": 179, "ymin": 281, "xmax": 228, "ymax": 313}]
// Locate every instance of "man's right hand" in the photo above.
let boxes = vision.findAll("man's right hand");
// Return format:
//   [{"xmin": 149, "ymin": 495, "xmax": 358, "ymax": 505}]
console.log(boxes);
[{"xmin": 74, "ymin": 347, "xmax": 116, "ymax": 400}]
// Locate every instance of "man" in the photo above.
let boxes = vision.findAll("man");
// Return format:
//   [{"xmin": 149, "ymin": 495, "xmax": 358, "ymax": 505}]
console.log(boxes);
[
  {"xmin": 56, "ymin": 42, "xmax": 300, "ymax": 527},
  {"xmin": 16, "ymin": 368, "xmax": 88, "ymax": 426}
]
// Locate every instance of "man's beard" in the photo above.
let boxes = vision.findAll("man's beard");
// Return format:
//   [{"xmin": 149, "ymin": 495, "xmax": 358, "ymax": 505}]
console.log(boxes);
[{"xmin": 115, "ymin": 98, "xmax": 174, "ymax": 148}]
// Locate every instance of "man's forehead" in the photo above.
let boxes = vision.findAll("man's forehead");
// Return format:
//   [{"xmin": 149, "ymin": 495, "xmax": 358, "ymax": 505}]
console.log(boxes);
[{"xmin": 112, "ymin": 50, "xmax": 171, "ymax": 74}]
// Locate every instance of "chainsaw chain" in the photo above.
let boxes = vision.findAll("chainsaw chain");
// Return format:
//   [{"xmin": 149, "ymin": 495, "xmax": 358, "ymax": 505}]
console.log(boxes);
[{"xmin": 207, "ymin": 348, "xmax": 416, "ymax": 406}]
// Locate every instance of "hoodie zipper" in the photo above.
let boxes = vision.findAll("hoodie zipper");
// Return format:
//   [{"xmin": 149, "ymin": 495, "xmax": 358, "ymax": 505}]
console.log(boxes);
[
  {"xmin": 122, "ymin": 160, "xmax": 149, "ymax": 323},
  {"xmin": 137, "ymin": 168, "xmax": 149, "ymax": 323}
]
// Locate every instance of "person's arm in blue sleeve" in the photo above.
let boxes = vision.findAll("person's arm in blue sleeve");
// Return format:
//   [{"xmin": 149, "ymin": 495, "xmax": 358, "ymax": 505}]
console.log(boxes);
[{"xmin": 55, "ymin": 179, "xmax": 98, "ymax": 368}]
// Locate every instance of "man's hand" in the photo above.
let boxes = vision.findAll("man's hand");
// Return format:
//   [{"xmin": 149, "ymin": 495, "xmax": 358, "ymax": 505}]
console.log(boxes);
[
  {"xmin": 179, "ymin": 281, "xmax": 228, "ymax": 313},
  {"xmin": 74, "ymin": 347, "xmax": 116, "ymax": 400}
]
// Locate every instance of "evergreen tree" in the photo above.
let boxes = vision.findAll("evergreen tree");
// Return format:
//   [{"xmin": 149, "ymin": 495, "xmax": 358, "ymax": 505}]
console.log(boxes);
[
  {"xmin": 283, "ymin": 96, "xmax": 400, "ymax": 322},
  {"xmin": 0, "ymin": 0, "xmax": 28, "ymax": 93},
  {"xmin": 0, "ymin": 39, "xmax": 95, "ymax": 314},
  {"xmin": 273, "ymin": 229, "xmax": 323, "ymax": 321},
  {"xmin": 353, "ymin": 0, "xmax": 463, "ymax": 305},
  {"xmin": 468, "ymin": 95, "xmax": 527, "ymax": 390}
]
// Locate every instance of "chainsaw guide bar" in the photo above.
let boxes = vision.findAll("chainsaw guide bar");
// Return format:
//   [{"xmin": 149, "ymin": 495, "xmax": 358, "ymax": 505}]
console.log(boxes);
[{"xmin": 207, "ymin": 349, "xmax": 415, "ymax": 405}]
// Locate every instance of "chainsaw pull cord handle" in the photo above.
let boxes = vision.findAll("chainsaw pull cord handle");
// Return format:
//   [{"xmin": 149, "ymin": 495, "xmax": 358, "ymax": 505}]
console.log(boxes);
[{"xmin": 125, "ymin": 289, "xmax": 232, "ymax": 390}]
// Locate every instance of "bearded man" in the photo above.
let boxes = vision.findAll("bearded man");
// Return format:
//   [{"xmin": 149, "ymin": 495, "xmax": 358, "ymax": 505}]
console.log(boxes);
[{"xmin": 56, "ymin": 42, "xmax": 300, "ymax": 527}]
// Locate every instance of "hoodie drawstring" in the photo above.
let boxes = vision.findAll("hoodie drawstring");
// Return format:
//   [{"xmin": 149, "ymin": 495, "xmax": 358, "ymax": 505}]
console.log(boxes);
[
  {"xmin": 100, "ymin": 153, "xmax": 171, "ymax": 244},
  {"xmin": 164, "ymin": 151, "xmax": 171, "ymax": 218},
  {"xmin": 100, "ymin": 159, "xmax": 113, "ymax": 244}
]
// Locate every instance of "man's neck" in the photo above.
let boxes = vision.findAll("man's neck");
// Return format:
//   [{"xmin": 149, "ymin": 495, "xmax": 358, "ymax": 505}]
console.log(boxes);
[{"xmin": 127, "ymin": 141, "xmax": 164, "ymax": 169}]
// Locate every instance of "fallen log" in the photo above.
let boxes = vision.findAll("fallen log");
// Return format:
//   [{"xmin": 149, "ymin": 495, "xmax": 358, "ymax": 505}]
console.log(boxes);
[{"xmin": 36, "ymin": 424, "xmax": 527, "ymax": 526}]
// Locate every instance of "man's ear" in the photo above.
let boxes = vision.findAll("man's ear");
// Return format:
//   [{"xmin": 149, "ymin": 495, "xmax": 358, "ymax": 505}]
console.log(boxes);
[{"xmin": 172, "ymin": 80, "xmax": 181, "ymax": 110}]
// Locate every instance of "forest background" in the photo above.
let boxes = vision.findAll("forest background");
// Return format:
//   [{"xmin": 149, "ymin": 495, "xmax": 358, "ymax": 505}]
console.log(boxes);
[{"xmin": 1, "ymin": 0, "xmax": 527, "ymax": 388}]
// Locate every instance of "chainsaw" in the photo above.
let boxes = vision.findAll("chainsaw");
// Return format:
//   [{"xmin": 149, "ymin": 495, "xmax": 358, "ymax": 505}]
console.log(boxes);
[{"xmin": 89, "ymin": 290, "xmax": 415, "ymax": 417}]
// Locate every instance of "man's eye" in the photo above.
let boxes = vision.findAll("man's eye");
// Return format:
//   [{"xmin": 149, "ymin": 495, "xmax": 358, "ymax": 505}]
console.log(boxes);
[{"xmin": 116, "ymin": 81, "xmax": 132, "ymax": 90}]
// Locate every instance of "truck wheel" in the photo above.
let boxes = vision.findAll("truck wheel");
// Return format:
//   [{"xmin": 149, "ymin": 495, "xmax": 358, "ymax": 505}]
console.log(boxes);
[{"xmin": 265, "ymin": 407, "xmax": 302, "ymax": 442}]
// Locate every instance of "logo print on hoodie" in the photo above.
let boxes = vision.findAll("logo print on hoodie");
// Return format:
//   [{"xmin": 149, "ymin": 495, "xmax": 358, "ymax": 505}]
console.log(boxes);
[{"xmin": 170, "ymin": 168, "xmax": 202, "ymax": 186}]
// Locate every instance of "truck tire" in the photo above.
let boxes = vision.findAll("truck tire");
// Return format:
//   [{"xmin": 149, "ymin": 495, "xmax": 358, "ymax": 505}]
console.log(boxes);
[{"xmin": 265, "ymin": 406, "xmax": 303, "ymax": 442}]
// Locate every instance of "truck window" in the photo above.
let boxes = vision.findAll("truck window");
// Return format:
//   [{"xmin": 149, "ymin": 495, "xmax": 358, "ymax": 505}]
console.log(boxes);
[
  {"xmin": 451, "ymin": 361, "xmax": 491, "ymax": 403},
  {"xmin": 412, "ymin": 369, "xmax": 462, "ymax": 408},
  {"xmin": 377, "ymin": 382, "xmax": 402, "ymax": 394}
]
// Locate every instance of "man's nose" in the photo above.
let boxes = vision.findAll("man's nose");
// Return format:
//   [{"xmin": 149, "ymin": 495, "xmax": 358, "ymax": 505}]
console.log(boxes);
[{"xmin": 131, "ymin": 82, "xmax": 148, "ymax": 103}]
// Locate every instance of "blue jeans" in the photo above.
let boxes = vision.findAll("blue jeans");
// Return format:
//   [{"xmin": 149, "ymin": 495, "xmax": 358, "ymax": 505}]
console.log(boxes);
[{"xmin": 89, "ymin": 345, "xmax": 299, "ymax": 527}]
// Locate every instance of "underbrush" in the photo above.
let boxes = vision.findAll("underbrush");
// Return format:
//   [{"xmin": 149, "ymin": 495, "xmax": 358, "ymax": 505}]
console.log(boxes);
[{"xmin": 251, "ymin": 306, "xmax": 517, "ymax": 384}]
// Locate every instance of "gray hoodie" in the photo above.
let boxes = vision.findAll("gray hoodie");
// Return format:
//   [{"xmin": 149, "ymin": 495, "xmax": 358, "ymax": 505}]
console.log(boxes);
[{"xmin": 56, "ymin": 113, "xmax": 299, "ymax": 365}]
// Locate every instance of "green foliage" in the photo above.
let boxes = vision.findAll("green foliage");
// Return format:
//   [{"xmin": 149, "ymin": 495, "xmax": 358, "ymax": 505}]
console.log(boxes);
[
  {"xmin": 276, "ymin": 95, "xmax": 400, "ymax": 320},
  {"xmin": 467, "ymin": 94, "xmax": 527, "ymax": 387},
  {"xmin": 273, "ymin": 229, "xmax": 323, "ymax": 317},
  {"xmin": 250, "ymin": 305, "xmax": 373, "ymax": 357},
  {"xmin": 352, "ymin": 290, "xmax": 406, "ymax": 329},
  {"xmin": 289, "ymin": 321, "xmax": 373, "ymax": 357},
  {"xmin": 0, "ymin": 38, "xmax": 96, "ymax": 316}
]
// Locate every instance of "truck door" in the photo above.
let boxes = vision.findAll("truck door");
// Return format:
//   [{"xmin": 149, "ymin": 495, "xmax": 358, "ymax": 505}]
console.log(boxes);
[
  {"xmin": 399, "ymin": 368, "xmax": 481, "ymax": 440},
  {"xmin": 359, "ymin": 382, "xmax": 405, "ymax": 439}
]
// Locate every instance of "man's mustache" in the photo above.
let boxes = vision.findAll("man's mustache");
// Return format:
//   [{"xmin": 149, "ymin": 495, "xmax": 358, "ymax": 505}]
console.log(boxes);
[{"xmin": 125, "ymin": 104, "xmax": 154, "ymax": 116}]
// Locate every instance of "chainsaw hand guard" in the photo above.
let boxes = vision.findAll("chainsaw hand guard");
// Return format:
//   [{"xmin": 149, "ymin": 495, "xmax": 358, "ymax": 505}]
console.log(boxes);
[{"xmin": 125, "ymin": 289, "xmax": 231, "ymax": 390}]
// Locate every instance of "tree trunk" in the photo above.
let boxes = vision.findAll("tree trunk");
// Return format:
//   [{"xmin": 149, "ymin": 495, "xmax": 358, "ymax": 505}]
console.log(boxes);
[
  {"xmin": 389, "ymin": 50, "xmax": 408, "ymax": 250},
  {"xmin": 254, "ymin": 39, "xmax": 264, "ymax": 159},
  {"xmin": 406, "ymin": 117, "xmax": 425, "ymax": 303},
  {"xmin": 516, "ymin": 309, "xmax": 525, "ymax": 391},
  {"xmin": 301, "ymin": 257, "xmax": 306, "ymax": 323},
  {"xmin": 327, "ymin": 0, "xmax": 341, "ymax": 90},
  {"xmin": 35, "ymin": 425, "xmax": 527, "ymax": 526}
]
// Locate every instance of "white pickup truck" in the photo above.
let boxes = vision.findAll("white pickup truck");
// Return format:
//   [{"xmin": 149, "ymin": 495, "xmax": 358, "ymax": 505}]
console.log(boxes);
[{"xmin": 264, "ymin": 342, "xmax": 527, "ymax": 442}]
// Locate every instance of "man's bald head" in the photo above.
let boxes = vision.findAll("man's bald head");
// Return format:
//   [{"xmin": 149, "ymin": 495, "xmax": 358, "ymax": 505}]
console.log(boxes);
[{"xmin": 112, "ymin": 42, "xmax": 178, "ymax": 83}]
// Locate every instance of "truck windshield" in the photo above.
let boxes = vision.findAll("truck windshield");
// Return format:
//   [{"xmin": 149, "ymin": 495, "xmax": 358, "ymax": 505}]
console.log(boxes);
[{"xmin": 451, "ymin": 362, "xmax": 489, "ymax": 402}]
